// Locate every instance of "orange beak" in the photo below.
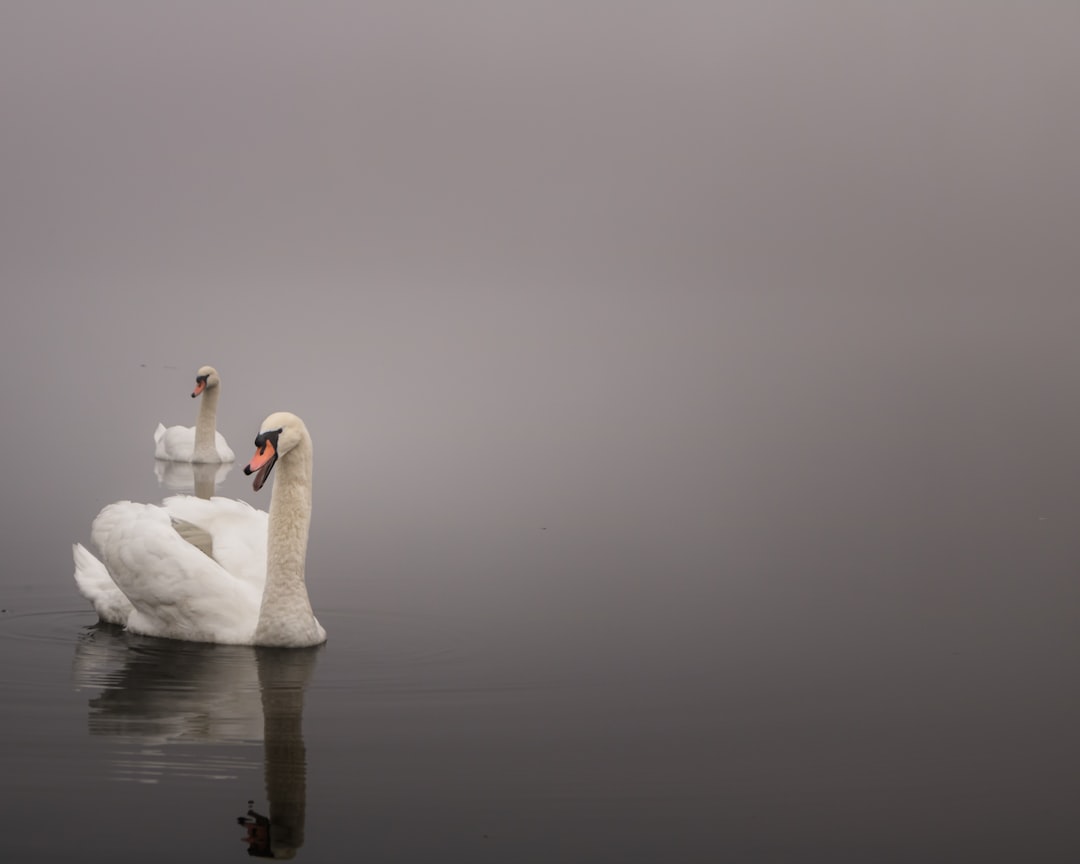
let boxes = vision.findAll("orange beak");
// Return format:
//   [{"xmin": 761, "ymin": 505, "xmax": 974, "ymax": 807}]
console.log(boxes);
[
  {"xmin": 244, "ymin": 440, "xmax": 278, "ymax": 491},
  {"xmin": 191, "ymin": 380, "xmax": 207, "ymax": 398}
]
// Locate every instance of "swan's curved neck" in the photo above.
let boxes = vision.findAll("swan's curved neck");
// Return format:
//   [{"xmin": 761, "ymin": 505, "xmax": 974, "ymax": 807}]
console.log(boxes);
[
  {"xmin": 254, "ymin": 434, "xmax": 321, "ymax": 646},
  {"xmin": 193, "ymin": 386, "xmax": 221, "ymax": 461}
]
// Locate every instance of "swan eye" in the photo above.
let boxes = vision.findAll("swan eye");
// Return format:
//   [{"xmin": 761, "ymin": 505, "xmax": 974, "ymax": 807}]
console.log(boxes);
[{"xmin": 253, "ymin": 428, "xmax": 282, "ymax": 453}]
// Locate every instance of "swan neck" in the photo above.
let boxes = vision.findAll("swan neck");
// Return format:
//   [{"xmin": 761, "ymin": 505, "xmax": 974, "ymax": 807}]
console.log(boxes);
[
  {"xmin": 255, "ymin": 435, "xmax": 320, "ymax": 645},
  {"xmin": 193, "ymin": 385, "xmax": 220, "ymax": 461}
]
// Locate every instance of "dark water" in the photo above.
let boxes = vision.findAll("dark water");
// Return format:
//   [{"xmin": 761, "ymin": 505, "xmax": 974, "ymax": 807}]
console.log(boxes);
[{"xmin": 3, "ymin": 376, "xmax": 1080, "ymax": 864}]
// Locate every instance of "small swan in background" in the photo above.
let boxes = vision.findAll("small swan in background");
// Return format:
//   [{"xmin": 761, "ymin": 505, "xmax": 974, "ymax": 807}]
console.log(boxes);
[
  {"xmin": 154, "ymin": 365, "xmax": 235, "ymax": 463},
  {"xmin": 74, "ymin": 412, "xmax": 326, "ymax": 647}
]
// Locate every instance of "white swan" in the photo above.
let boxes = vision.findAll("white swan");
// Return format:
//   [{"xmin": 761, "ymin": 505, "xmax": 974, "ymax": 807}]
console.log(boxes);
[
  {"xmin": 154, "ymin": 365, "xmax": 236, "ymax": 463},
  {"xmin": 74, "ymin": 412, "xmax": 327, "ymax": 647}
]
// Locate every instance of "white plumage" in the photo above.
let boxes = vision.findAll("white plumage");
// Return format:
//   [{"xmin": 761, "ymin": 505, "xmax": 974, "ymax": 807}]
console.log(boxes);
[
  {"xmin": 154, "ymin": 365, "xmax": 235, "ymax": 463},
  {"xmin": 75, "ymin": 412, "xmax": 326, "ymax": 647}
]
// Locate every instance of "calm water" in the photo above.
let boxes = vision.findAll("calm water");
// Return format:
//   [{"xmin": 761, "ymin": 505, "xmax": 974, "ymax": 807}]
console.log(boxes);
[{"xmin": 3, "ymin": 376, "xmax": 1080, "ymax": 864}]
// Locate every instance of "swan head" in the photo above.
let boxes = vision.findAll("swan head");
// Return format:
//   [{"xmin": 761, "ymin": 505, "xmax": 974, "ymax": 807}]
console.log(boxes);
[
  {"xmin": 191, "ymin": 365, "xmax": 222, "ymax": 398},
  {"xmin": 243, "ymin": 412, "xmax": 309, "ymax": 491}
]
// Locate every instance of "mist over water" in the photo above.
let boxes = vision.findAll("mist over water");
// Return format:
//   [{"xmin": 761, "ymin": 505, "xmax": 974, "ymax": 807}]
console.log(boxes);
[{"xmin": 2, "ymin": 3, "xmax": 1080, "ymax": 861}]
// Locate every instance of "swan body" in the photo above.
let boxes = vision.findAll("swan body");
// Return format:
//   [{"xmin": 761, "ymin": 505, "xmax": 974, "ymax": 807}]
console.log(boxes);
[
  {"xmin": 154, "ymin": 365, "xmax": 235, "ymax": 463},
  {"xmin": 75, "ymin": 412, "xmax": 326, "ymax": 647}
]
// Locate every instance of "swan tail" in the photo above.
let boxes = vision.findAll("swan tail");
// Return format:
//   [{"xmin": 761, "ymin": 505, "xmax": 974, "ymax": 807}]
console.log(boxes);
[{"xmin": 72, "ymin": 542, "xmax": 133, "ymax": 626}]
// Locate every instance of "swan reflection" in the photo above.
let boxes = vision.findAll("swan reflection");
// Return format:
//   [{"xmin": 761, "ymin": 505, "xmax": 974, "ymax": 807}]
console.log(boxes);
[
  {"xmin": 154, "ymin": 458, "xmax": 233, "ymax": 498},
  {"xmin": 73, "ymin": 626, "xmax": 320, "ymax": 858}
]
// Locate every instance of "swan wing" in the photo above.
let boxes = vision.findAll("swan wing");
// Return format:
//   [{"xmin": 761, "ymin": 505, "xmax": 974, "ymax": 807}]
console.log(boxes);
[
  {"xmin": 213, "ymin": 431, "xmax": 235, "ymax": 462},
  {"xmin": 154, "ymin": 424, "xmax": 196, "ymax": 461},
  {"xmin": 154, "ymin": 425, "xmax": 233, "ymax": 462},
  {"xmin": 91, "ymin": 501, "xmax": 262, "ymax": 644},
  {"xmin": 161, "ymin": 495, "xmax": 268, "ymax": 590}
]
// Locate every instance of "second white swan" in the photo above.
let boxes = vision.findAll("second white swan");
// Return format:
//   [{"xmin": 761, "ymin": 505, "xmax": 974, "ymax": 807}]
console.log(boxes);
[
  {"xmin": 74, "ymin": 412, "xmax": 326, "ymax": 647},
  {"xmin": 154, "ymin": 365, "xmax": 236, "ymax": 463}
]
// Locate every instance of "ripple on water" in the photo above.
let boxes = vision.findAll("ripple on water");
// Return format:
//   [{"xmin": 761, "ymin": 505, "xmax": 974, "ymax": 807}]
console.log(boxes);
[
  {"xmin": 0, "ymin": 604, "xmax": 554, "ymax": 702},
  {"xmin": 0, "ymin": 607, "xmax": 97, "ymax": 691},
  {"xmin": 0, "ymin": 607, "xmax": 95, "ymax": 645}
]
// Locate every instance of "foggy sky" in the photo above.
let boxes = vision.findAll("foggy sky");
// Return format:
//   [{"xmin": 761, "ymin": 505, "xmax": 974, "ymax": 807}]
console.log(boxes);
[{"xmin": 2, "ymin": 3, "xmax": 1080, "ymax": 625}]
